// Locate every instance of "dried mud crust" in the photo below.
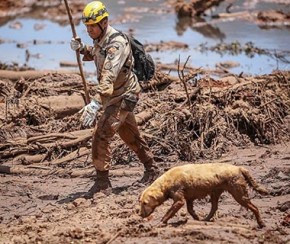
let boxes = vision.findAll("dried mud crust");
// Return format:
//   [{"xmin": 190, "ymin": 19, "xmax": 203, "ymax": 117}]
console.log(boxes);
[
  {"xmin": 0, "ymin": 144, "xmax": 289, "ymax": 243},
  {"xmin": 0, "ymin": 69, "xmax": 290, "ymax": 243},
  {"xmin": 0, "ymin": 0, "xmax": 290, "ymax": 243},
  {"xmin": 1, "ymin": 71, "xmax": 289, "ymax": 166}
]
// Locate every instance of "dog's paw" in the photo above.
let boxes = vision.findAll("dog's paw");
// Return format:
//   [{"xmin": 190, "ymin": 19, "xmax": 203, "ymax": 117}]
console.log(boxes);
[{"xmin": 258, "ymin": 221, "xmax": 266, "ymax": 228}]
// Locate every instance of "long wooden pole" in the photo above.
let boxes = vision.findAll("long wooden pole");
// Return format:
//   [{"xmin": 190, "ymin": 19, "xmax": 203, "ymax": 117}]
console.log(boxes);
[{"xmin": 64, "ymin": 0, "xmax": 90, "ymax": 105}]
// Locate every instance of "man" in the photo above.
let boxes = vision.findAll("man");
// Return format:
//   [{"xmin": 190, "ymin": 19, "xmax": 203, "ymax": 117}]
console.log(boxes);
[{"xmin": 70, "ymin": 1, "xmax": 159, "ymax": 194}]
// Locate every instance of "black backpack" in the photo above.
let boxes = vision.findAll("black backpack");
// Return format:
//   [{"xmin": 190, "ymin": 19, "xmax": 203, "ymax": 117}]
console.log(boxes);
[{"xmin": 108, "ymin": 31, "xmax": 155, "ymax": 83}]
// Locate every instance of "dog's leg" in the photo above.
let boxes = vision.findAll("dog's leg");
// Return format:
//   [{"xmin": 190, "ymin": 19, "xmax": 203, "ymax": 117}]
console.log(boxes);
[
  {"xmin": 186, "ymin": 199, "xmax": 199, "ymax": 220},
  {"xmin": 228, "ymin": 185, "xmax": 265, "ymax": 228},
  {"xmin": 245, "ymin": 201, "xmax": 265, "ymax": 228},
  {"xmin": 161, "ymin": 192, "xmax": 185, "ymax": 224},
  {"xmin": 203, "ymin": 190, "xmax": 223, "ymax": 221}
]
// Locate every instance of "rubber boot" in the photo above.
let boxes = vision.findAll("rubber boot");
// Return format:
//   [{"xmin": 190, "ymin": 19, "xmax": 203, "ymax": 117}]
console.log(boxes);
[
  {"xmin": 139, "ymin": 160, "xmax": 160, "ymax": 185},
  {"xmin": 86, "ymin": 170, "xmax": 112, "ymax": 198}
]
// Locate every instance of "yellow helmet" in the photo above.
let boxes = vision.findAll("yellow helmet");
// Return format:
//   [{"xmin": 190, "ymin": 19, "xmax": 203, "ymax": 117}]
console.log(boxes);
[{"xmin": 82, "ymin": 1, "xmax": 109, "ymax": 25}]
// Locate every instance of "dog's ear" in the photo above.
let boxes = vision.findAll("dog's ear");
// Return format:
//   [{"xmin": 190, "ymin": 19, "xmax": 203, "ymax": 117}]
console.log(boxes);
[
  {"xmin": 144, "ymin": 192, "xmax": 160, "ymax": 205},
  {"xmin": 139, "ymin": 192, "xmax": 153, "ymax": 205},
  {"xmin": 149, "ymin": 188, "xmax": 163, "ymax": 200},
  {"xmin": 139, "ymin": 193, "xmax": 148, "ymax": 204},
  {"xmin": 139, "ymin": 192, "xmax": 144, "ymax": 202}
]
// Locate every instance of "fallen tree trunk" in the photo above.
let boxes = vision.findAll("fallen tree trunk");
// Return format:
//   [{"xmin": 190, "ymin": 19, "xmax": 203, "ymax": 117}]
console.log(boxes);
[
  {"xmin": 42, "ymin": 147, "xmax": 90, "ymax": 166},
  {"xmin": 0, "ymin": 164, "xmax": 52, "ymax": 175},
  {"xmin": 13, "ymin": 153, "xmax": 47, "ymax": 165},
  {"xmin": 0, "ymin": 107, "xmax": 156, "ymax": 164},
  {"xmin": 0, "ymin": 164, "xmax": 95, "ymax": 178},
  {"xmin": 0, "ymin": 129, "xmax": 93, "ymax": 158},
  {"xmin": 0, "ymin": 164, "xmax": 142, "ymax": 178},
  {"xmin": 213, "ymin": 11, "xmax": 252, "ymax": 19},
  {"xmin": 0, "ymin": 69, "xmax": 78, "ymax": 81},
  {"xmin": 36, "ymin": 93, "xmax": 85, "ymax": 118},
  {"xmin": 136, "ymin": 110, "xmax": 155, "ymax": 125},
  {"xmin": 59, "ymin": 61, "xmax": 78, "ymax": 67}
]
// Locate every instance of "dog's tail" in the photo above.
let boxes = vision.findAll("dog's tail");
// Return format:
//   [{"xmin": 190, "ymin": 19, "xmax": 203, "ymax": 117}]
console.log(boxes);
[{"xmin": 241, "ymin": 168, "xmax": 268, "ymax": 195}]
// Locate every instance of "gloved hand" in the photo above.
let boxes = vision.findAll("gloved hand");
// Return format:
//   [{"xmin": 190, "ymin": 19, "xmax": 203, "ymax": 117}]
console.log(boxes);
[
  {"xmin": 70, "ymin": 37, "xmax": 84, "ymax": 51},
  {"xmin": 79, "ymin": 100, "xmax": 101, "ymax": 127}
]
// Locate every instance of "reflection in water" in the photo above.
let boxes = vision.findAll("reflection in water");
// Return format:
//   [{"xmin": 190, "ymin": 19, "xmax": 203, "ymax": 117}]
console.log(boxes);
[
  {"xmin": 0, "ymin": 0, "xmax": 289, "ymax": 75},
  {"xmin": 175, "ymin": 16, "xmax": 226, "ymax": 41}
]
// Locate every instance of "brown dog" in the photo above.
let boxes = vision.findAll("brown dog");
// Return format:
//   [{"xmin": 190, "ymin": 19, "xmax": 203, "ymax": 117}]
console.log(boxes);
[{"xmin": 139, "ymin": 163, "xmax": 268, "ymax": 227}]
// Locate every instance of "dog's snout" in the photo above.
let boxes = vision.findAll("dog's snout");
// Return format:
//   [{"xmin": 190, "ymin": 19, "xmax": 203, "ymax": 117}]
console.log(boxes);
[
  {"xmin": 140, "ymin": 211, "xmax": 147, "ymax": 218},
  {"xmin": 140, "ymin": 208, "xmax": 146, "ymax": 218},
  {"xmin": 140, "ymin": 204, "xmax": 153, "ymax": 218},
  {"xmin": 139, "ymin": 204, "xmax": 146, "ymax": 218}
]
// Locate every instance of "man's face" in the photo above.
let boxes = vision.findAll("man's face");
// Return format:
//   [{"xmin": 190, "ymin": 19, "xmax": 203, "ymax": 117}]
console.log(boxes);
[{"xmin": 86, "ymin": 23, "xmax": 102, "ymax": 39}]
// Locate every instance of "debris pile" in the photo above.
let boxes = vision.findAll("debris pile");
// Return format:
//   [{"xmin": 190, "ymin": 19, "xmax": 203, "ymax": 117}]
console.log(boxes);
[{"xmin": 1, "ymin": 69, "xmax": 289, "ymax": 175}]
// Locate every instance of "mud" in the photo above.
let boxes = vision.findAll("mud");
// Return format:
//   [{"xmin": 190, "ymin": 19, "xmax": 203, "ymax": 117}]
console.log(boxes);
[
  {"xmin": 0, "ymin": 1, "xmax": 290, "ymax": 243},
  {"xmin": 1, "ymin": 69, "xmax": 289, "ymax": 243},
  {"xmin": 0, "ymin": 141, "xmax": 290, "ymax": 243}
]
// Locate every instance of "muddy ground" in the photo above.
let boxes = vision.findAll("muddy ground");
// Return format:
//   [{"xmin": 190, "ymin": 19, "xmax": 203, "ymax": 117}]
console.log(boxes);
[
  {"xmin": 1, "ymin": 143, "xmax": 290, "ymax": 243},
  {"xmin": 0, "ymin": 70, "xmax": 289, "ymax": 244},
  {"xmin": 1, "ymin": 0, "xmax": 290, "ymax": 243}
]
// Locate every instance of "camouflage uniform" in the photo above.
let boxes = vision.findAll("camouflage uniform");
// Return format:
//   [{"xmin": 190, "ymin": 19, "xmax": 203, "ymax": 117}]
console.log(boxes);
[{"xmin": 81, "ymin": 25, "xmax": 154, "ymax": 172}]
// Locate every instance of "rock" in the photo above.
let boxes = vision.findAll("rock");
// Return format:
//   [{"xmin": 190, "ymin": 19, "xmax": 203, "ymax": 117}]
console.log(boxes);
[
  {"xmin": 277, "ymin": 201, "xmax": 290, "ymax": 212},
  {"xmin": 73, "ymin": 197, "xmax": 91, "ymax": 207}
]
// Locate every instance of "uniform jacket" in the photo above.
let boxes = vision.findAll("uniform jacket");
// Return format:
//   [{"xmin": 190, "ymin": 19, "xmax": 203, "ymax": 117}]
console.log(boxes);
[{"xmin": 81, "ymin": 25, "xmax": 141, "ymax": 108}]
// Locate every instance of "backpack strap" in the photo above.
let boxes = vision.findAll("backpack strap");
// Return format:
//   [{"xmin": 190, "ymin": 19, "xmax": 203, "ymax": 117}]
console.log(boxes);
[
  {"xmin": 107, "ymin": 31, "xmax": 133, "ymax": 71},
  {"xmin": 107, "ymin": 32, "xmax": 123, "ymax": 44},
  {"xmin": 106, "ymin": 31, "xmax": 135, "ymax": 90}
]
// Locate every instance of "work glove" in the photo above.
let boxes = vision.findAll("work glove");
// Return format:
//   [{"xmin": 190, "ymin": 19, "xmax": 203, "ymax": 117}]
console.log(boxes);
[
  {"xmin": 70, "ymin": 37, "xmax": 84, "ymax": 51},
  {"xmin": 79, "ymin": 100, "xmax": 101, "ymax": 127}
]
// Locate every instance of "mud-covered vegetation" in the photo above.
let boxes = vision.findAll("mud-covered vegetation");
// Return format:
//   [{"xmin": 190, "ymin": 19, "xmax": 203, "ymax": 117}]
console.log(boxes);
[
  {"xmin": 0, "ymin": 0, "xmax": 290, "ymax": 243},
  {"xmin": 1, "ymin": 70, "xmax": 289, "ymax": 170}
]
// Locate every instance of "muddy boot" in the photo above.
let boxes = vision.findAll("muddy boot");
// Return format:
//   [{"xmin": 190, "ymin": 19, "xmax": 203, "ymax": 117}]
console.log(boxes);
[
  {"xmin": 86, "ymin": 170, "xmax": 112, "ymax": 198},
  {"xmin": 139, "ymin": 162, "xmax": 160, "ymax": 185}
]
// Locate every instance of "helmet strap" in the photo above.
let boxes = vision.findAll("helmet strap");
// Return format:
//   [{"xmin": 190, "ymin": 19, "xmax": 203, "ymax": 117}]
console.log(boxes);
[
  {"xmin": 98, "ymin": 23, "xmax": 104, "ymax": 33},
  {"xmin": 96, "ymin": 22, "xmax": 108, "ymax": 41}
]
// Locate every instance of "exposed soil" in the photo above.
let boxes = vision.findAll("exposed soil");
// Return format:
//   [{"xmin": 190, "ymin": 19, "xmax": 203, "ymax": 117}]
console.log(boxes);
[
  {"xmin": 0, "ymin": 1, "xmax": 290, "ymax": 243},
  {"xmin": 0, "ymin": 144, "xmax": 289, "ymax": 244},
  {"xmin": 1, "ymin": 69, "xmax": 289, "ymax": 244}
]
